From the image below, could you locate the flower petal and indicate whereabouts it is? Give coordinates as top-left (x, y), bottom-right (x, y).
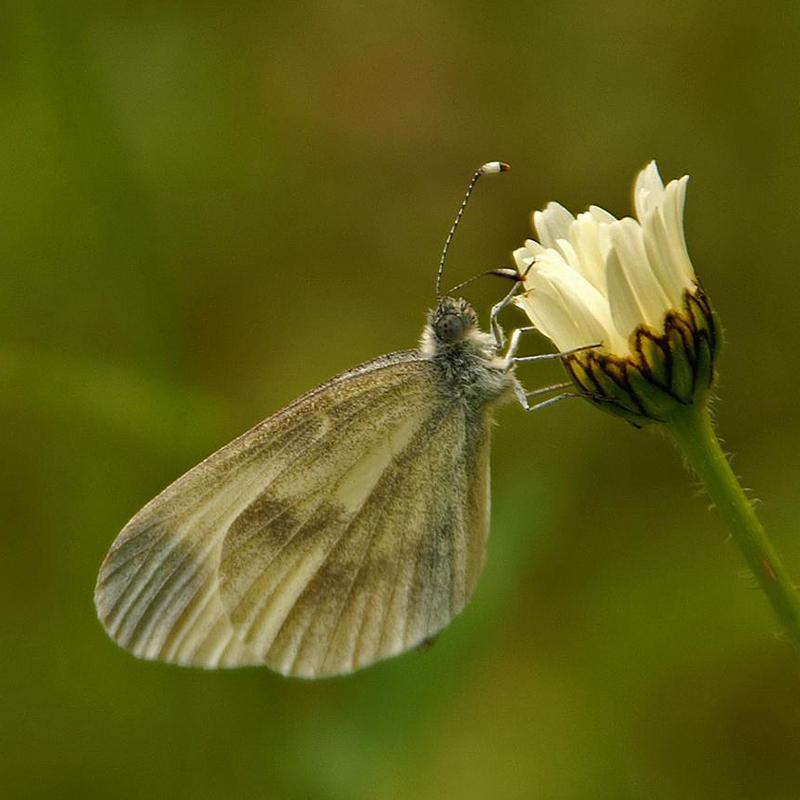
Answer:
top-left (568, 212), bottom-right (607, 292)
top-left (514, 289), bottom-right (582, 353)
top-left (512, 246), bottom-right (535, 273)
top-left (533, 202), bottom-right (575, 249)
top-left (525, 251), bottom-right (616, 351)
top-left (605, 248), bottom-right (641, 351)
top-left (609, 217), bottom-right (671, 328)
top-left (523, 239), bottom-right (548, 256)
top-left (589, 205), bottom-right (617, 224)
top-left (634, 160), bottom-right (665, 220)
top-left (641, 208), bottom-right (687, 308)
top-left (659, 176), bottom-right (696, 287)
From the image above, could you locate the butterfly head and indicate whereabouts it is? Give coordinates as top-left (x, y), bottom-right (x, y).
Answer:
top-left (421, 295), bottom-right (497, 361)
top-left (431, 296), bottom-right (479, 344)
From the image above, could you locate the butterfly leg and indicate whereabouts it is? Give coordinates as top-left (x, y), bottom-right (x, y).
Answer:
top-left (526, 382), bottom-right (572, 397)
top-left (522, 393), bottom-right (581, 413)
top-left (502, 326), bottom-right (538, 365)
top-left (508, 342), bottom-right (601, 411)
top-left (510, 342), bottom-right (600, 365)
top-left (490, 280), bottom-right (526, 350)
top-left (512, 381), bottom-right (580, 413)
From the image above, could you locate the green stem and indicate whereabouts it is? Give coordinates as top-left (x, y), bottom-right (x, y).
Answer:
top-left (667, 405), bottom-right (800, 650)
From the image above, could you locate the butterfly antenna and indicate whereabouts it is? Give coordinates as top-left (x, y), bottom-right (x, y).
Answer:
top-left (435, 161), bottom-right (510, 299)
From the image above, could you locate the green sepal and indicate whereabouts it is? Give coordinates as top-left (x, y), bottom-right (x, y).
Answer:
top-left (626, 367), bottom-right (680, 422)
top-left (634, 330), bottom-right (670, 388)
top-left (667, 326), bottom-right (695, 403)
top-left (586, 359), bottom-right (643, 417)
top-left (562, 286), bottom-right (719, 425)
top-left (692, 334), bottom-right (714, 400)
top-left (564, 358), bottom-right (596, 395)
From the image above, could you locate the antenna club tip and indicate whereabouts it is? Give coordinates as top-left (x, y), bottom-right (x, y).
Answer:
top-left (480, 161), bottom-right (511, 174)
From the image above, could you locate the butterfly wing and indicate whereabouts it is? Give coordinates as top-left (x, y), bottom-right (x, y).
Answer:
top-left (218, 388), bottom-right (492, 678)
top-left (95, 351), bottom-right (494, 676)
top-left (95, 352), bottom-right (426, 668)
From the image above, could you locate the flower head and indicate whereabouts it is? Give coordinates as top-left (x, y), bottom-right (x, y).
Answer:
top-left (514, 162), bottom-right (718, 424)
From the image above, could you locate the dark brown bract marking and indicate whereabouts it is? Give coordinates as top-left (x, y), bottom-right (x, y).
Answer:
top-left (563, 286), bottom-right (717, 426)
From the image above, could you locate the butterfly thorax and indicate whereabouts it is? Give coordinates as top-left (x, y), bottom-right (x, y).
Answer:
top-left (420, 296), bottom-right (517, 406)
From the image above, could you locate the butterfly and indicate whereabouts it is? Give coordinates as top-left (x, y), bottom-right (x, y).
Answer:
top-left (94, 162), bottom-right (577, 678)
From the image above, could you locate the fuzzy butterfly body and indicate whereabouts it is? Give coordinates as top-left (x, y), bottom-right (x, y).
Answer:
top-left (95, 297), bottom-right (520, 677)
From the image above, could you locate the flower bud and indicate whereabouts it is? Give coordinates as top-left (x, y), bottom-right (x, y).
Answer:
top-left (514, 162), bottom-right (719, 424)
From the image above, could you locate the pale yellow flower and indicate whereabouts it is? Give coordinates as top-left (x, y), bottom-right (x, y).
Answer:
top-left (514, 161), bottom-right (697, 356)
top-left (513, 162), bottom-right (717, 424)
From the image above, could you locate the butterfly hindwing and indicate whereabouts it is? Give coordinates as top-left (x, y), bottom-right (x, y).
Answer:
top-left (218, 397), bottom-right (493, 677)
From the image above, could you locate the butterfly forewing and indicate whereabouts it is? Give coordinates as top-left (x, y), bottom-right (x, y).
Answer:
top-left (95, 352), bottom-right (425, 666)
top-left (94, 350), bottom-right (495, 675)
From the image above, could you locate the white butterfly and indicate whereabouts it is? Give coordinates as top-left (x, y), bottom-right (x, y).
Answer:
top-left (94, 163), bottom-right (580, 678)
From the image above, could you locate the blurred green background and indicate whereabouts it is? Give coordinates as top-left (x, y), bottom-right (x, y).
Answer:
top-left (3, 1), bottom-right (800, 798)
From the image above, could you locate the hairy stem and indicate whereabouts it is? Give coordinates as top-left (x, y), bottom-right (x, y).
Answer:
top-left (667, 405), bottom-right (800, 650)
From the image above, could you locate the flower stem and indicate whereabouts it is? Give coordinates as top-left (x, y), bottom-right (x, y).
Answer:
top-left (667, 406), bottom-right (800, 650)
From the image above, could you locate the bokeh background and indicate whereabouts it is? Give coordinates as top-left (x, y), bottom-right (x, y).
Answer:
top-left (3, 2), bottom-right (800, 798)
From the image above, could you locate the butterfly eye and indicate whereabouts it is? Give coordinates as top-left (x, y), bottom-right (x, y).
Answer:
top-left (435, 312), bottom-right (465, 342)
